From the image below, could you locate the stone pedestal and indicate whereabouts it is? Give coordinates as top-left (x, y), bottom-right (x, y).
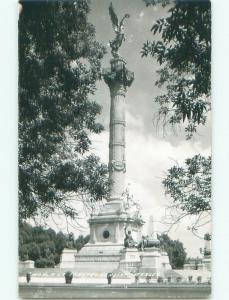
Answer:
top-left (60, 249), bottom-right (77, 269)
top-left (19, 260), bottom-right (34, 270)
top-left (139, 248), bottom-right (164, 277)
top-left (88, 199), bottom-right (143, 246)
top-left (160, 251), bottom-right (172, 270)
top-left (60, 245), bottom-right (122, 272)
top-left (202, 256), bottom-right (211, 271)
top-left (119, 248), bottom-right (141, 272)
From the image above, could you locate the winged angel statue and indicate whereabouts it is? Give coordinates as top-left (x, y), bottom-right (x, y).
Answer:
top-left (108, 3), bottom-right (130, 58)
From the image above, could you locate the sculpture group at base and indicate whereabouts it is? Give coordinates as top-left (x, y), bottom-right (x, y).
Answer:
top-left (124, 226), bottom-right (161, 250)
top-left (137, 235), bottom-right (160, 251)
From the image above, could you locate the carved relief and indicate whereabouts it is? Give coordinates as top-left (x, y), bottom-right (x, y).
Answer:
top-left (75, 256), bottom-right (120, 262)
top-left (109, 160), bottom-right (126, 172)
top-left (103, 58), bottom-right (134, 91)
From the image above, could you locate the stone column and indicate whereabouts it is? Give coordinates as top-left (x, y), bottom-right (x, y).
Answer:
top-left (108, 78), bottom-right (126, 200)
top-left (204, 234), bottom-right (211, 256)
top-left (104, 57), bottom-right (134, 202)
top-left (148, 215), bottom-right (159, 240)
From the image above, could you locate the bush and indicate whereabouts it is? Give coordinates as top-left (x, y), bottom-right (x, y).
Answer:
top-left (65, 271), bottom-right (73, 284)
top-left (27, 243), bottom-right (40, 261)
top-left (197, 276), bottom-right (202, 283)
top-left (157, 276), bottom-right (164, 283)
top-left (135, 274), bottom-right (140, 283)
top-left (35, 258), bottom-right (55, 268)
top-left (176, 277), bottom-right (182, 283)
top-left (54, 253), bottom-right (61, 265)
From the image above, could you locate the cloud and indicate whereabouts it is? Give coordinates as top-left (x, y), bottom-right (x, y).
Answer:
top-left (90, 110), bottom-right (210, 256)
top-left (128, 34), bottom-right (134, 43)
top-left (136, 11), bottom-right (145, 22)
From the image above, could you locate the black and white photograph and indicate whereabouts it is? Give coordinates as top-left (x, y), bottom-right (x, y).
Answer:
top-left (17, 0), bottom-right (213, 299)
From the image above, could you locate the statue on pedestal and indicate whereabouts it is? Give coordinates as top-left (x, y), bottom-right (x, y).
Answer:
top-left (137, 234), bottom-right (160, 250)
top-left (108, 2), bottom-right (130, 58)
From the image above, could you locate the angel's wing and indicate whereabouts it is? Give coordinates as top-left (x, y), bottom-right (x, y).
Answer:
top-left (109, 2), bottom-right (119, 30)
top-left (120, 14), bottom-right (130, 27)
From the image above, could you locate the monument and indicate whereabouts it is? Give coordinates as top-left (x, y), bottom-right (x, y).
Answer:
top-left (60, 3), bottom-right (144, 272)
top-left (59, 4), bottom-right (173, 280)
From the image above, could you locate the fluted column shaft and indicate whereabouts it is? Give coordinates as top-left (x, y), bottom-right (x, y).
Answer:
top-left (108, 84), bottom-right (126, 200)
top-left (104, 57), bottom-right (134, 203)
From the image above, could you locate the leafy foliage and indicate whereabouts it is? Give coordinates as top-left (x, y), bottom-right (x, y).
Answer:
top-left (19, 0), bottom-right (109, 221)
top-left (19, 222), bottom-right (90, 267)
top-left (162, 155), bottom-right (211, 215)
top-left (19, 223), bottom-right (63, 267)
top-left (142, 0), bottom-right (211, 139)
top-left (74, 234), bottom-right (90, 252)
top-left (158, 233), bottom-right (187, 269)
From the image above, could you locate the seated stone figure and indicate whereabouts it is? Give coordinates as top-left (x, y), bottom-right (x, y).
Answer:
top-left (124, 227), bottom-right (136, 248)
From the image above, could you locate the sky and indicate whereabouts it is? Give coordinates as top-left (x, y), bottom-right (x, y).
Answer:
top-left (86, 0), bottom-right (211, 257)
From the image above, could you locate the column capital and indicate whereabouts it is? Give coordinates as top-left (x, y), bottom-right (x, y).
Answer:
top-left (103, 57), bottom-right (134, 96)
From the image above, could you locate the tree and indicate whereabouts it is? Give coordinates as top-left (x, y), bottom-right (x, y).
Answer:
top-left (162, 155), bottom-right (211, 233)
top-left (74, 234), bottom-right (90, 252)
top-left (55, 231), bottom-right (67, 255)
top-left (35, 257), bottom-right (55, 268)
top-left (19, 244), bottom-right (29, 261)
top-left (19, 0), bottom-right (109, 222)
top-left (19, 222), bottom-right (84, 267)
top-left (158, 233), bottom-right (187, 269)
top-left (142, 1), bottom-right (211, 236)
top-left (27, 242), bottom-right (41, 262)
top-left (142, 0), bottom-right (211, 139)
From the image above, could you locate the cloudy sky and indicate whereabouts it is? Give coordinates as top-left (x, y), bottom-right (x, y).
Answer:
top-left (87, 0), bottom-right (211, 257)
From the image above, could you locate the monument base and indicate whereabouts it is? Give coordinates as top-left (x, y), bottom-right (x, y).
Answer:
top-left (118, 248), bottom-right (141, 272)
top-left (60, 199), bottom-right (144, 273)
top-left (60, 244), bottom-right (123, 272)
top-left (139, 247), bottom-right (170, 277)
top-left (202, 256), bottom-right (211, 271)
